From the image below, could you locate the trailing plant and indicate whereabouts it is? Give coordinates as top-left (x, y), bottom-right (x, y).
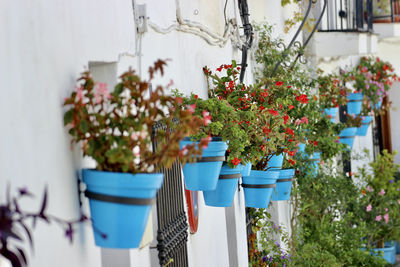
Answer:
top-left (317, 70), bottom-right (349, 110)
top-left (248, 209), bottom-right (292, 267)
top-left (64, 60), bottom-right (206, 174)
top-left (355, 150), bottom-right (400, 248)
top-left (0, 187), bottom-right (87, 267)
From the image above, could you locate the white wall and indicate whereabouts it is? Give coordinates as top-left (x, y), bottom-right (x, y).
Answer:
top-left (0, 0), bottom-right (318, 266)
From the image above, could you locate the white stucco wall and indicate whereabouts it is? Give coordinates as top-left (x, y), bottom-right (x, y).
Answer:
top-left (0, 0), bottom-right (301, 267)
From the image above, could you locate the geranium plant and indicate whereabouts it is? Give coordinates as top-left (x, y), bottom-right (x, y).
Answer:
top-left (349, 57), bottom-right (398, 115)
top-left (203, 61), bottom-right (300, 169)
top-left (64, 60), bottom-right (207, 173)
top-left (317, 70), bottom-right (349, 110)
top-left (356, 150), bottom-right (400, 248)
top-left (0, 187), bottom-right (87, 267)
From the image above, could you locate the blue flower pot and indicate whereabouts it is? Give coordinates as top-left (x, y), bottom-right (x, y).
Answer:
top-left (240, 162), bottom-right (252, 177)
top-left (82, 169), bottom-right (164, 248)
top-left (375, 101), bottom-right (382, 110)
top-left (271, 169), bottom-right (295, 201)
top-left (361, 244), bottom-right (396, 264)
top-left (310, 152), bottom-right (321, 175)
top-left (356, 116), bottom-right (373, 136)
top-left (323, 107), bottom-right (338, 122)
top-left (339, 127), bottom-right (357, 149)
top-left (180, 139), bottom-right (228, 191)
top-left (203, 164), bottom-right (243, 207)
top-left (347, 93), bottom-right (363, 115)
top-left (396, 241), bottom-right (400, 254)
top-left (267, 154), bottom-right (284, 169)
top-left (242, 170), bottom-right (279, 208)
top-left (298, 143), bottom-right (306, 153)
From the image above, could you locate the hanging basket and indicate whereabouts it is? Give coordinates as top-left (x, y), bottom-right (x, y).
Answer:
top-left (240, 162), bottom-right (252, 177)
top-left (180, 138), bottom-right (228, 191)
top-left (203, 164), bottom-right (243, 207)
top-left (241, 170), bottom-right (279, 208)
top-left (339, 127), bottom-right (358, 149)
top-left (323, 107), bottom-right (338, 122)
top-left (267, 153), bottom-right (284, 169)
top-left (271, 169), bottom-right (295, 201)
top-left (356, 116), bottom-right (373, 136)
top-left (82, 169), bottom-right (164, 249)
top-left (347, 93), bottom-right (363, 115)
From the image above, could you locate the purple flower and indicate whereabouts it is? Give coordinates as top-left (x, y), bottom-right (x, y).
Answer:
top-left (390, 179), bottom-right (394, 184)
top-left (262, 256), bottom-right (268, 262)
top-left (275, 242), bottom-right (280, 248)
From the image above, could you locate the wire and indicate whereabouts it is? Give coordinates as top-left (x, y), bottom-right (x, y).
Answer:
top-left (147, 0), bottom-right (244, 48)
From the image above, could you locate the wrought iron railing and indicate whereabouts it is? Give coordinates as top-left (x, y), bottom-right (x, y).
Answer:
top-left (373, 0), bottom-right (400, 23)
top-left (152, 122), bottom-right (189, 267)
top-left (318, 0), bottom-right (373, 32)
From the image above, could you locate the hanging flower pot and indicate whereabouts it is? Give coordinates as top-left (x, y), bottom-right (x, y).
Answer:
top-left (240, 162), bottom-right (252, 177)
top-left (267, 153), bottom-right (284, 169)
top-left (323, 107), bottom-right (338, 122)
top-left (310, 152), bottom-right (321, 175)
top-left (82, 169), bottom-right (164, 248)
top-left (361, 244), bottom-right (396, 264)
top-left (241, 170), bottom-right (279, 208)
top-left (180, 138), bottom-right (228, 191)
top-left (271, 169), bottom-right (295, 201)
top-left (203, 164), bottom-right (243, 207)
top-left (356, 116), bottom-right (373, 136)
top-left (339, 127), bottom-right (358, 149)
top-left (347, 93), bottom-right (363, 115)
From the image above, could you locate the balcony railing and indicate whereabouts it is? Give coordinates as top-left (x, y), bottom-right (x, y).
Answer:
top-left (373, 0), bottom-right (400, 23)
top-left (318, 0), bottom-right (373, 32)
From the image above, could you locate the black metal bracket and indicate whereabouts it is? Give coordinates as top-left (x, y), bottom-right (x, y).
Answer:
top-left (339, 104), bottom-right (352, 176)
top-left (276, 178), bottom-right (293, 183)
top-left (219, 173), bottom-right (242, 179)
top-left (84, 190), bottom-right (156, 205)
top-left (196, 156), bottom-right (226, 162)
top-left (241, 183), bottom-right (276, 189)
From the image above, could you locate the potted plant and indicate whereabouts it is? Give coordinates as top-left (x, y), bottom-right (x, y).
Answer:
top-left (338, 114), bottom-right (362, 149)
top-left (356, 150), bottom-right (400, 264)
top-left (63, 60), bottom-right (206, 248)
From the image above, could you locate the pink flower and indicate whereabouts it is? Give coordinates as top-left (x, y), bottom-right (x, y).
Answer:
top-left (384, 213), bottom-right (389, 223)
top-left (131, 132), bottom-right (139, 141)
top-left (94, 82), bottom-right (110, 103)
top-left (385, 208), bottom-right (388, 212)
top-left (295, 119), bottom-right (301, 126)
top-left (202, 110), bottom-right (212, 125)
top-left (398, 200), bottom-right (400, 205)
top-left (379, 189), bottom-right (385, 196)
top-left (187, 104), bottom-right (196, 114)
top-left (366, 186), bottom-right (372, 192)
top-left (366, 204), bottom-right (372, 212)
top-left (76, 86), bottom-right (84, 100)
top-left (300, 116), bottom-right (309, 125)
top-left (376, 215), bottom-right (382, 222)
top-left (201, 136), bottom-right (212, 149)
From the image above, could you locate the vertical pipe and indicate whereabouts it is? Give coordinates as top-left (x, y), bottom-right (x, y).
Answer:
top-left (367, 0), bottom-right (373, 31)
top-left (391, 0), bottom-right (395, 22)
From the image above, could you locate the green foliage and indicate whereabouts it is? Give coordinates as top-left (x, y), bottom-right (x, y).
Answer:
top-left (292, 171), bottom-right (387, 266)
top-left (355, 150), bottom-right (400, 247)
top-left (248, 209), bottom-right (292, 267)
top-left (64, 60), bottom-right (206, 173)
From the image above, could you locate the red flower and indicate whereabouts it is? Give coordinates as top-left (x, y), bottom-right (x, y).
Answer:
top-left (295, 94), bottom-right (309, 104)
top-left (268, 109), bottom-right (278, 116)
top-left (275, 81), bottom-right (284, 87)
top-left (288, 159), bottom-right (296, 166)
top-left (194, 94), bottom-right (198, 99)
top-left (286, 128), bottom-right (294, 136)
top-left (283, 114), bottom-right (290, 125)
top-left (289, 105), bottom-right (295, 110)
top-left (288, 150), bottom-right (296, 156)
top-left (231, 157), bottom-right (241, 166)
top-left (216, 66), bottom-right (223, 72)
top-left (263, 127), bottom-right (271, 136)
top-left (260, 145), bottom-right (266, 151)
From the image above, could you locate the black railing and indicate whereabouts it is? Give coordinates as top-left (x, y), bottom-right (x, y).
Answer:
top-left (153, 122), bottom-right (189, 267)
top-left (373, 0), bottom-right (400, 23)
top-left (318, 0), bottom-right (374, 32)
